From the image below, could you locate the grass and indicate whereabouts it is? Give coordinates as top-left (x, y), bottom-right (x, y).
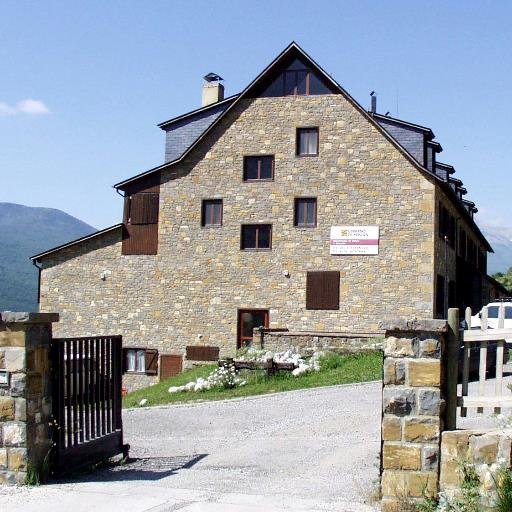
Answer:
top-left (123, 351), bottom-right (383, 409)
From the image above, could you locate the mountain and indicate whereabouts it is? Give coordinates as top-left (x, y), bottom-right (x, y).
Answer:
top-left (0, 203), bottom-right (96, 312)
top-left (481, 225), bottom-right (512, 275)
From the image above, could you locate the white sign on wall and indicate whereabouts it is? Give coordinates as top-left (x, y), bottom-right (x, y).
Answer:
top-left (0, 370), bottom-right (10, 388)
top-left (330, 226), bottom-right (380, 255)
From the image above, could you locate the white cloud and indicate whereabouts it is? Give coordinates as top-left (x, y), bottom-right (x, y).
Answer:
top-left (17, 99), bottom-right (50, 115)
top-left (0, 99), bottom-right (50, 116)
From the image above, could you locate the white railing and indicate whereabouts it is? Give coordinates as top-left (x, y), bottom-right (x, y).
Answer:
top-left (458, 305), bottom-right (512, 416)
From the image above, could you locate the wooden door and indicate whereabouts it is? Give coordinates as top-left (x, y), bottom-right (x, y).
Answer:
top-left (238, 309), bottom-right (269, 348)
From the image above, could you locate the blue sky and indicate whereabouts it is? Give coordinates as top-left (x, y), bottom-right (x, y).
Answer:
top-left (1, 1), bottom-right (511, 229)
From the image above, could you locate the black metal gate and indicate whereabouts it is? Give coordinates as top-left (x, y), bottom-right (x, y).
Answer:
top-left (51, 335), bottom-right (128, 474)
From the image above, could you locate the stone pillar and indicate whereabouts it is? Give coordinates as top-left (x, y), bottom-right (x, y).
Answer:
top-left (0, 312), bottom-right (58, 484)
top-left (380, 319), bottom-right (447, 511)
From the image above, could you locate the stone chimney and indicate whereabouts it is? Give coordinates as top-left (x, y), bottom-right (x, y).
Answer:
top-left (202, 73), bottom-right (225, 107)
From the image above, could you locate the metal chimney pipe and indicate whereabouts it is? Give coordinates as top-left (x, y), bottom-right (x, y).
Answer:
top-left (371, 93), bottom-right (377, 114)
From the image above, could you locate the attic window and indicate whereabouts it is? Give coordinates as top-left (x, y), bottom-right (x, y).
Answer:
top-left (261, 58), bottom-right (334, 97)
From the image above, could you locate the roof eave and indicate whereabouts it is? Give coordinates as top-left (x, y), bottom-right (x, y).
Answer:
top-left (372, 112), bottom-right (435, 138)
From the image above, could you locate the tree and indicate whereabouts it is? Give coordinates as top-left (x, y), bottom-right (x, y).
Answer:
top-left (493, 267), bottom-right (512, 291)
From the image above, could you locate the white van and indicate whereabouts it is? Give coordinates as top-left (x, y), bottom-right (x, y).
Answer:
top-left (470, 300), bottom-right (512, 329)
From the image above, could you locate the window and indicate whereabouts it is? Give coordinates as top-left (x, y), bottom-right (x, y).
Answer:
top-left (297, 128), bottom-right (318, 156)
top-left (436, 275), bottom-right (445, 318)
top-left (487, 306), bottom-right (499, 319)
top-left (123, 348), bottom-right (158, 375)
top-left (260, 58), bottom-right (335, 97)
top-left (284, 70), bottom-right (309, 95)
top-left (294, 198), bottom-right (317, 227)
top-left (202, 199), bottom-right (223, 227)
top-left (306, 271), bottom-right (340, 310)
top-left (241, 224), bottom-right (272, 250)
top-left (126, 349), bottom-right (145, 372)
top-left (243, 156), bottom-right (274, 181)
top-left (485, 306), bottom-right (512, 320)
top-left (238, 310), bottom-right (269, 348)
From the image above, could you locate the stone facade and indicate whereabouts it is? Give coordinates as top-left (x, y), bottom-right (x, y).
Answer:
top-left (380, 319), bottom-right (447, 511)
top-left (40, 94), bottom-right (437, 372)
top-left (440, 428), bottom-right (512, 511)
top-left (36, 46), bottom-right (490, 389)
top-left (0, 312), bottom-right (57, 484)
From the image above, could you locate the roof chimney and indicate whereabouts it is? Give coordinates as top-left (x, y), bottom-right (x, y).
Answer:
top-left (202, 72), bottom-right (224, 107)
top-left (370, 91), bottom-right (377, 114)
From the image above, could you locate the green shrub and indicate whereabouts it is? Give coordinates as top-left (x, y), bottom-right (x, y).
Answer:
top-left (497, 468), bottom-right (512, 512)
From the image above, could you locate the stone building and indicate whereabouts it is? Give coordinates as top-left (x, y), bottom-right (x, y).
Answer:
top-left (32, 43), bottom-right (493, 388)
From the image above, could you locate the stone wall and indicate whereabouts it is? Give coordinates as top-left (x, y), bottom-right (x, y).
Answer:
top-left (255, 328), bottom-right (383, 354)
top-left (440, 428), bottom-right (512, 510)
top-left (380, 319), bottom-right (447, 511)
top-left (0, 312), bottom-right (57, 484)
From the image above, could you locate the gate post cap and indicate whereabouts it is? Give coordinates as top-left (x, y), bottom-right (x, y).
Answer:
top-left (1, 311), bottom-right (60, 324)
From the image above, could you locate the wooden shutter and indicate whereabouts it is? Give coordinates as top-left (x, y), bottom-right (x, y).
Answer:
top-left (145, 349), bottom-right (159, 375)
top-left (160, 355), bottom-right (183, 380)
top-left (306, 271), bottom-right (340, 310)
top-left (130, 193), bottom-right (159, 225)
top-left (186, 346), bottom-right (220, 361)
top-left (122, 223), bottom-right (158, 255)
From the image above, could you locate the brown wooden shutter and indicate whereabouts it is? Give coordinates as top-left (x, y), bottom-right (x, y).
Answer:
top-left (160, 354), bottom-right (183, 380)
top-left (130, 193), bottom-right (159, 225)
top-left (122, 223), bottom-right (158, 255)
top-left (145, 349), bottom-right (159, 375)
top-left (306, 271), bottom-right (340, 310)
top-left (186, 346), bottom-right (220, 361)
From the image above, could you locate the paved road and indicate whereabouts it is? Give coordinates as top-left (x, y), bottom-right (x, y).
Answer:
top-left (1, 382), bottom-right (382, 512)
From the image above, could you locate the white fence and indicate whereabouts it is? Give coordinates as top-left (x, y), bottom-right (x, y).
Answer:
top-left (458, 304), bottom-right (512, 416)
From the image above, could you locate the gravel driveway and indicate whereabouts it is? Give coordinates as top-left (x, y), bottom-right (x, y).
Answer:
top-left (124, 381), bottom-right (382, 508)
top-left (1, 381), bottom-right (382, 512)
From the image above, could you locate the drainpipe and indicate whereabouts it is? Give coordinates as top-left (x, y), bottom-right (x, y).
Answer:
top-left (32, 259), bottom-right (42, 310)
